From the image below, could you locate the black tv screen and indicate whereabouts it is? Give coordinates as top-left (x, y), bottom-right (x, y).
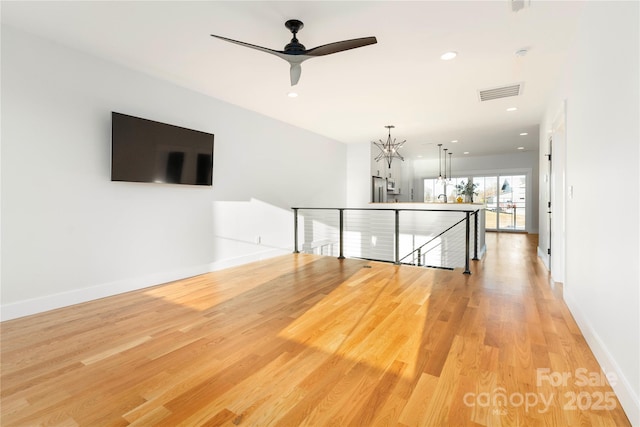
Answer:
top-left (111, 112), bottom-right (214, 186)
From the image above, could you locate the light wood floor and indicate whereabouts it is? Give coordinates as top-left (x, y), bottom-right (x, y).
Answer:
top-left (1, 233), bottom-right (631, 426)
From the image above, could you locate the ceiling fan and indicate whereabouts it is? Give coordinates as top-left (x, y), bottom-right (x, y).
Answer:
top-left (211, 19), bottom-right (377, 86)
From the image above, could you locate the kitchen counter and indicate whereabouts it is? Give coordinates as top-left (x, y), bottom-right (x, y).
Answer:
top-left (368, 202), bottom-right (484, 210)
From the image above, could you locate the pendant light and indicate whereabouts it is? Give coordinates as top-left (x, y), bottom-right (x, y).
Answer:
top-left (437, 144), bottom-right (444, 183)
top-left (443, 148), bottom-right (449, 181)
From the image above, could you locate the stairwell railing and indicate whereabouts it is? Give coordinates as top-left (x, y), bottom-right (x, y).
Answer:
top-left (291, 207), bottom-right (481, 274)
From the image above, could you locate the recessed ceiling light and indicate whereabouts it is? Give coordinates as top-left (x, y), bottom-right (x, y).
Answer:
top-left (506, 107), bottom-right (518, 112)
top-left (517, 146), bottom-right (525, 150)
top-left (417, 155), bottom-right (423, 158)
top-left (519, 132), bottom-right (528, 136)
top-left (463, 151), bottom-right (470, 155)
top-left (451, 139), bottom-right (458, 143)
top-left (440, 51), bottom-right (457, 60)
top-left (287, 92), bottom-right (298, 98)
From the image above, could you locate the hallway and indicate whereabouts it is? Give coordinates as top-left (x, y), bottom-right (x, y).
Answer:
top-left (0, 233), bottom-right (631, 426)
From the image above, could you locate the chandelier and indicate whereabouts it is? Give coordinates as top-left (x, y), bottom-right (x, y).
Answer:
top-left (372, 125), bottom-right (405, 168)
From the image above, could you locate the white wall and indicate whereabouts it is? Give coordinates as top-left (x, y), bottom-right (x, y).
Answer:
top-left (1, 26), bottom-right (347, 320)
top-left (539, 2), bottom-right (639, 423)
top-left (346, 142), bottom-right (372, 207)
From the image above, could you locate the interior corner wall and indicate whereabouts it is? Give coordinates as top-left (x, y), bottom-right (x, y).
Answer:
top-left (540, 2), bottom-right (639, 423)
top-left (0, 26), bottom-right (347, 320)
top-left (346, 142), bottom-right (372, 207)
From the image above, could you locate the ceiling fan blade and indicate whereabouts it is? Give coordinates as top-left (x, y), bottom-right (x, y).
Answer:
top-left (290, 63), bottom-right (302, 86)
top-left (210, 34), bottom-right (283, 57)
top-left (304, 37), bottom-right (377, 57)
top-left (212, 33), bottom-right (307, 86)
top-left (212, 22), bottom-right (377, 86)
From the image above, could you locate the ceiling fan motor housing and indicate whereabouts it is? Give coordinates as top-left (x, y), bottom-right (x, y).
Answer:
top-left (284, 20), bottom-right (305, 53)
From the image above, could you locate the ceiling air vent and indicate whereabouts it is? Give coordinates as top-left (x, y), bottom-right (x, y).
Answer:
top-left (511, 0), bottom-right (531, 13)
top-left (478, 83), bottom-right (523, 102)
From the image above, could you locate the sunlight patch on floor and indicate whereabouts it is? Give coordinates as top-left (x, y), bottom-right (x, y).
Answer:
top-left (277, 262), bottom-right (431, 381)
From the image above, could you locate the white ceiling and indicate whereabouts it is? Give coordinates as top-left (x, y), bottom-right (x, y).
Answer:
top-left (1, 1), bottom-right (585, 160)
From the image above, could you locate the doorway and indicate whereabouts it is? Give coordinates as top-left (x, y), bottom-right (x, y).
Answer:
top-left (473, 175), bottom-right (527, 231)
top-left (547, 137), bottom-right (553, 269)
top-left (549, 110), bottom-right (566, 283)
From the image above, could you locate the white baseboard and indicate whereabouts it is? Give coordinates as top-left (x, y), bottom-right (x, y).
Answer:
top-left (0, 248), bottom-right (291, 322)
top-left (564, 292), bottom-right (640, 426)
top-left (474, 244), bottom-right (487, 261)
top-left (208, 247), bottom-right (289, 272)
top-left (0, 263), bottom-right (212, 321)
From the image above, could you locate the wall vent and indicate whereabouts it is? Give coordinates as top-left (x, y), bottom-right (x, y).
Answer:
top-left (478, 83), bottom-right (523, 102)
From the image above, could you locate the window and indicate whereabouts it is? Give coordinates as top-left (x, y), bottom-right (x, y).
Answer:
top-left (426, 174), bottom-right (527, 231)
top-left (423, 178), bottom-right (464, 202)
top-left (499, 175), bottom-right (526, 230)
top-left (476, 175), bottom-right (526, 230)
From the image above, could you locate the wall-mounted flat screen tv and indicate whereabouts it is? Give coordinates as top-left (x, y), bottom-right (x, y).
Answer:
top-left (111, 112), bottom-right (214, 186)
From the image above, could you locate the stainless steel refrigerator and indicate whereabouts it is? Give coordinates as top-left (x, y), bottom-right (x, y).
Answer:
top-left (372, 176), bottom-right (387, 203)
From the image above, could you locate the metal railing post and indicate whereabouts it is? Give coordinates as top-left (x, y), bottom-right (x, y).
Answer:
top-left (394, 210), bottom-right (400, 265)
top-left (293, 208), bottom-right (299, 254)
top-left (338, 209), bottom-right (345, 259)
top-left (473, 210), bottom-right (479, 260)
top-left (292, 206), bottom-right (482, 272)
top-left (464, 211), bottom-right (471, 274)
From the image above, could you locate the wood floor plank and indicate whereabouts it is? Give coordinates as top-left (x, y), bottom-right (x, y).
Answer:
top-left (0, 234), bottom-right (632, 426)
